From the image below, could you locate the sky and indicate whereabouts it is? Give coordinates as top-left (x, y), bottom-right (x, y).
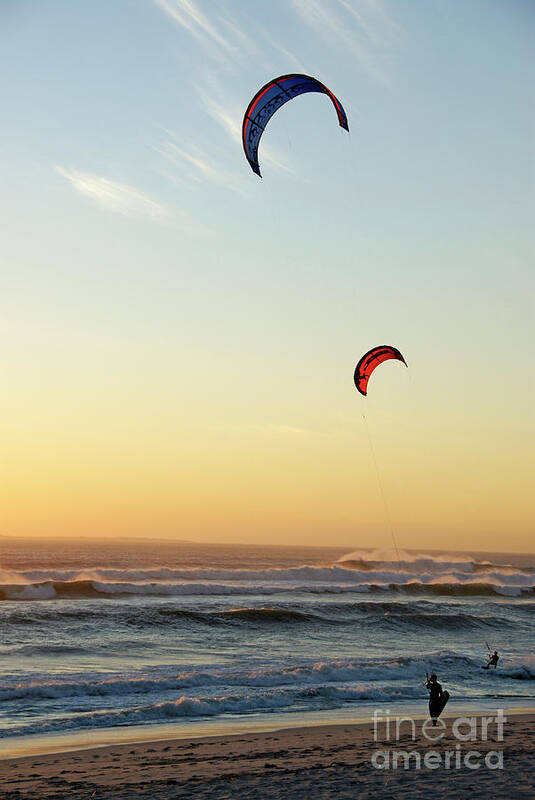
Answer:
top-left (0, 0), bottom-right (533, 551)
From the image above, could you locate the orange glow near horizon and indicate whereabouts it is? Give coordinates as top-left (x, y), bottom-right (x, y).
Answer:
top-left (1, 366), bottom-right (533, 553)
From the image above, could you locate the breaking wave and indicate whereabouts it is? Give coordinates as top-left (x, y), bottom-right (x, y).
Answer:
top-left (3, 651), bottom-right (532, 706)
top-left (0, 550), bottom-right (532, 604)
top-left (0, 683), bottom-right (421, 738)
top-left (1, 572), bottom-right (534, 602)
top-left (2, 650), bottom-right (534, 738)
top-left (338, 549), bottom-right (535, 574)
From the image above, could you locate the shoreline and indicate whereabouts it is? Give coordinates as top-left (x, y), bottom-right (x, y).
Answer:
top-left (2, 702), bottom-right (534, 760)
top-left (1, 712), bottom-right (534, 798)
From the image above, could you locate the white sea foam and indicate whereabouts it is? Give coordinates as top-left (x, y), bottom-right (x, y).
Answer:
top-left (3, 554), bottom-right (533, 594)
top-left (0, 651), bottom-right (513, 704)
top-left (0, 682), bottom-right (426, 737)
top-left (1, 556), bottom-right (534, 599)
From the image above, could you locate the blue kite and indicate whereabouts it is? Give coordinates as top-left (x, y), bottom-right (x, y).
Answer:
top-left (242, 74), bottom-right (349, 177)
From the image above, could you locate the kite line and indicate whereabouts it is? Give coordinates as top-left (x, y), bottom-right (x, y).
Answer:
top-left (362, 412), bottom-right (401, 564)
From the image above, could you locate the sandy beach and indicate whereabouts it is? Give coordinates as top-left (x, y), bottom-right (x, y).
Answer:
top-left (1, 712), bottom-right (534, 799)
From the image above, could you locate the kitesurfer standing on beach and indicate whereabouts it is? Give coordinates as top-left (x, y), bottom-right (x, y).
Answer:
top-left (426, 673), bottom-right (444, 726)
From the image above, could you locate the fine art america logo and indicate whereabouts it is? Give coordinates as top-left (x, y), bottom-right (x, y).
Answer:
top-left (371, 710), bottom-right (506, 771)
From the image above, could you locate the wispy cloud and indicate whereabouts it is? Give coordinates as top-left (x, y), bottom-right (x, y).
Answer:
top-left (154, 0), bottom-right (233, 53)
top-left (338, 0), bottom-right (399, 46)
top-left (153, 128), bottom-right (249, 195)
top-left (262, 37), bottom-right (309, 74)
top-left (155, 0), bottom-right (308, 76)
top-left (153, 0), bottom-right (255, 64)
top-left (56, 167), bottom-right (168, 222)
top-left (291, 0), bottom-right (399, 82)
top-left (57, 165), bottom-right (213, 237)
top-left (197, 87), bottom-right (242, 145)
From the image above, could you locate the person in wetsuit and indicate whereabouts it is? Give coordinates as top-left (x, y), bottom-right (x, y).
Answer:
top-left (486, 651), bottom-right (499, 669)
top-left (426, 673), bottom-right (443, 726)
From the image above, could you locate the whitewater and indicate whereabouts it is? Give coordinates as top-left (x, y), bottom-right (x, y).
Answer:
top-left (1, 539), bottom-right (534, 741)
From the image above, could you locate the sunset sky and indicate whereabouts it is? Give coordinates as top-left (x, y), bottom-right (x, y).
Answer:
top-left (1, 0), bottom-right (533, 551)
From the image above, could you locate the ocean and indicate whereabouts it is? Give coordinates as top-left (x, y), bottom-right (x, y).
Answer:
top-left (1, 539), bottom-right (534, 745)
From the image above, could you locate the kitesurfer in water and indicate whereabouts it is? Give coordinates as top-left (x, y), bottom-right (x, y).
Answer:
top-left (485, 651), bottom-right (499, 670)
top-left (426, 673), bottom-right (443, 726)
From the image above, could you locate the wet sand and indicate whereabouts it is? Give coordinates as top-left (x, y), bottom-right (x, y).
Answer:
top-left (1, 713), bottom-right (534, 798)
